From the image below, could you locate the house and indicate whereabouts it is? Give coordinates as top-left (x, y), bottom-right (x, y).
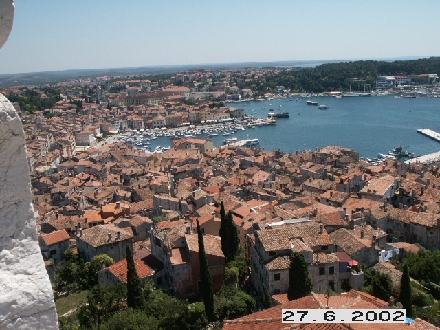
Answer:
top-left (76, 224), bottom-right (133, 262)
top-left (129, 215), bottom-right (153, 241)
top-left (248, 221), bottom-right (353, 299)
top-left (98, 258), bottom-right (154, 287)
top-left (360, 174), bottom-right (399, 201)
top-left (75, 131), bottom-right (96, 146)
top-left (150, 223), bottom-right (225, 298)
top-left (223, 290), bottom-right (435, 330)
top-left (172, 138), bottom-right (213, 153)
top-left (38, 229), bottom-right (71, 264)
top-left (196, 213), bottom-right (221, 236)
top-left (329, 224), bottom-right (387, 266)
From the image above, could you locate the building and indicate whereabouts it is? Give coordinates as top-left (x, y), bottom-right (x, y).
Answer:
top-left (76, 224), bottom-right (133, 262)
top-left (75, 131), bottom-right (96, 146)
top-left (38, 229), bottom-right (70, 264)
top-left (150, 222), bottom-right (225, 298)
top-left (98, 258), bottom-right (154, 286)
top-left (376, 76), bottom-right (396, 89)
top-left (172, 137), bottom-right (214, 153)
top-left (247, 221), bottom-right (362, 298)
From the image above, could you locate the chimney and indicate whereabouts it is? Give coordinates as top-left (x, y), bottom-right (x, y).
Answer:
top-left (116, 202), bottom-right (121, 209)
top-left (107, 233), bottom-right (112, 242)
top-left (349, 219), bottom-right (355, 230)
top-left (329, 191), bottom-right (333, 198)
top-left (372, 235), bottom-right (376, 248)
top-left (116, 231), bottom-right (121, 240)
top-left (79, 228), bottom-right (82, 237)
top-left (360, 230), bottom-right (365, 239)
top-left (319, 224), bottom-right (323, 234)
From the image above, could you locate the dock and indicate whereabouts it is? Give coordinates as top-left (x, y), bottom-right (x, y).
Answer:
top-left (405, 151), bottom-right (440, 164)
top-left (417, 129), bottom-right (440, 143)
top-left (229, 139), bottom-right (259, 147)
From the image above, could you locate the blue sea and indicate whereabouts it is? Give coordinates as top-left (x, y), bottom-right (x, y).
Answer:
top-left (147, 96), bottom-right (440, 159)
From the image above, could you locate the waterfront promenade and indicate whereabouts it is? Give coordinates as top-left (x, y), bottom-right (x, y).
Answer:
top-left (405, 150), bottom-right (440, 164)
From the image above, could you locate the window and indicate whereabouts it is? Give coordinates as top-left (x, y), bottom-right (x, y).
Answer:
top-left (329, 266), bottom-right (335, 275)
top-left (319, 267), bottom-right (325, 275)
top-left (274, 273), bottom-right (281, 281)
top-left (209, 265), bottom-right (223, 276)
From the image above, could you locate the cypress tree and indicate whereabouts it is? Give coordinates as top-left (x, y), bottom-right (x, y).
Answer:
top-left (287, 252), bottom-right (313, 301)
top-left (197, 221), bottom-right (215, 322)
top-left (219, 201), bottom-right (227, 255)
top-left (126, 245), bottom-right (145, 309)
top-left (226, 211), bottom-right (241, 262)
top-left (263, 283), bottom-right (273, 309)
top-left (399, 264), bottom-right (412, 318)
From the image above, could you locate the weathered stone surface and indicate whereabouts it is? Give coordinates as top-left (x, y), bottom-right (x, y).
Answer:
top-left (0, 94), bottom-right (58, 329)
top-left (0, 0), bottom-right (14, 49)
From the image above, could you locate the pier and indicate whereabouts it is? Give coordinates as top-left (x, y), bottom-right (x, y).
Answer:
top-left (405, 151), bottom-right (440, 164)
top-left (417, 129), bottom-right (440, 143)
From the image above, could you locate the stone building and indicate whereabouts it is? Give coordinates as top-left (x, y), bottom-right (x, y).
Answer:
top-left (76, 224), bottom-right (133, 262)
top-left (38, 229), bottom-right (71, 264)
top-left (150, 222), bottom-right (225, 298)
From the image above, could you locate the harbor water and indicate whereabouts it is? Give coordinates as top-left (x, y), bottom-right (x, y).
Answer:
top-left (135, 96), bottom-right (440, 159)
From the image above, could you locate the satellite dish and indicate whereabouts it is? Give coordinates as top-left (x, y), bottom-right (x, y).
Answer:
top-left (0, 0), bottom-right (14, 49)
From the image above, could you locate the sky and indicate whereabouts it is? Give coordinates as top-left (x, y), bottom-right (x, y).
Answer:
top-left (1, 0), bottom-right (440, 75)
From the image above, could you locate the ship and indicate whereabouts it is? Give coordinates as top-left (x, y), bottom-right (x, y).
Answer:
top-left (268, 111), bottom-right (289, 118)
top-left (306, 100), bottom-right (319, 105)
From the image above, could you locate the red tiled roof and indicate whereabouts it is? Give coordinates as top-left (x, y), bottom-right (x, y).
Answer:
top-left (39, 229), bottom-right (70, 246)
top-left (106, 258), bottom-right (154, 283)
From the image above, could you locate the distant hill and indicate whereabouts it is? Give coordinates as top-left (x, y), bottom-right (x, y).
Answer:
top-left (0, 57), bottom-right (428, 88)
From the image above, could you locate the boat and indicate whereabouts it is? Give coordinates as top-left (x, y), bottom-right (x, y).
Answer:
top-left (268, 111), bottom-right (290, 118)
top-left (266, 118), bottom-right (277, 125)
top-left (245, 138), bottom-right (259, 146)
top-left (318, 104), bottom-right (329, 110)
top-left (223, 137), bottom-right (238, 145)
top-left (389, 146), bottom-right (414, 159)
top-left (306, 100), bottom-right (319, 106)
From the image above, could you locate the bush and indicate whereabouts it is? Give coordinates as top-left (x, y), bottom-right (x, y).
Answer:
top-left (100, 308), bottom-right (160, 330)
top-left (224, 267), bottom-right (239, 285)
top-left (412, 288), bottom-right (434, 307)
top-left (214, 285), bottom-right (255, 320)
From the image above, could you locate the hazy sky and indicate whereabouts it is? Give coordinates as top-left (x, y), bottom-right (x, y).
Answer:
top-left (1, 0), bottom-right (439, 75)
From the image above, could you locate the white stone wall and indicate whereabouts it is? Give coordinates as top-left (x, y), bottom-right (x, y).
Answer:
top-left (0, 94), bottom-right (58, 329)
top-left (0, 0), bottom-right (14, 49)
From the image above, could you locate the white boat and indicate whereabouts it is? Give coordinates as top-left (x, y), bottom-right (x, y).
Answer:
top-left (318, 104), bottom-right (329, 110)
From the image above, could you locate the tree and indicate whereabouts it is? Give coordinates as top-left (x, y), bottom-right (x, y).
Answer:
top-left (214, 284), bottom-right (255, 320)
top-left (77, 283), bottom-right (126, 329)
top-left (220, 210), bottom-right (241, 263)
top-left (262, 284), bottom-right (273, 309)
top-left (400, 265), bottom-right (412, 318)
top-left (371, 272), bottom-right (396, 302)
top-left (126, 245), bottom-right (146, 310)
top-left (197, 220), bottom-right (215, 322)
top-left (100, 308), bottom-right (160, 330)
top-left (287, 252), bottom-right (313, 300)
top-left (86, 254), bottom-right (114, 287)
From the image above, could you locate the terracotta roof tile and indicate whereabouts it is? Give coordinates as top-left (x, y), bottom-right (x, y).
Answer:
top-left (105, 258), bottom-right (154, 282)
top-left (39, 229), bottom-right (70, 246)
top-left (78, 224), bottom-right (133, 247)
top-left (185, 234), bottom-right (224, 258)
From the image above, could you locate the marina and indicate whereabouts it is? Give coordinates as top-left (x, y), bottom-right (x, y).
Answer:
top-left (101, 96), bottom-right (440, 163)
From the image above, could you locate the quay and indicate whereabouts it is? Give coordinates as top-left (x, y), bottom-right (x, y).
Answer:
top-left (405, 151), bottom-right (440, 164)
top-left (417, 128), bottom-right (440, 143)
